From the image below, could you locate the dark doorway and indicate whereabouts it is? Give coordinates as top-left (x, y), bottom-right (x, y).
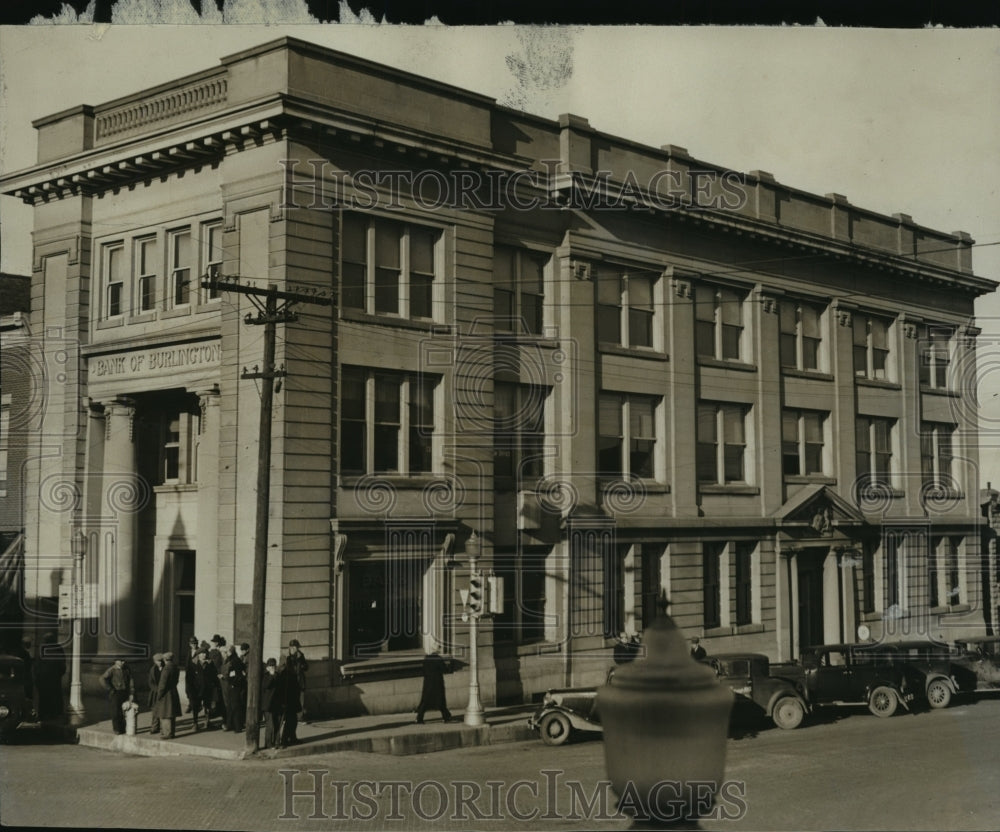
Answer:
top-left (173, 550), bottom-right (196, 656)
top-left (798, 556), bottom-right (825, 650)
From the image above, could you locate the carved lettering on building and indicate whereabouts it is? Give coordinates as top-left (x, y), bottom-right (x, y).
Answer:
top-left (91, 342), bottom-right (222, 379)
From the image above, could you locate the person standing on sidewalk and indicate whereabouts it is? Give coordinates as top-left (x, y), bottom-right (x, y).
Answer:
top-left (260, 658), bottom-right (281, 749)
top-left (100, 658), bottom-right (135, 735)
top-left (278, 655), bottom-right (302, 746)
top-left (415, 650), bottom-right (452, 724)
top-left (155, 652), bottom-right (181, 739)
top-left (209, 635), bottom-right (228, 725)
top-left (286, 639), bottom-right (309, 723)
top-left (223, 644), bottom-right (246, 733)
top-left (184, 636), bottom-right (200, 714)
top-left (193, 650), bottom-right (216, 730)
top-left (147, 653), bottom-right (164, 735)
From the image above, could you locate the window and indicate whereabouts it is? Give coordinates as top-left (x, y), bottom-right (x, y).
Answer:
top-left (695, 283), bottom-right (745, 361)
top-left (597, 268), bottom-right (656, 349)
top-left (782, 410), bottom-right (827, 476)
top-left (340, 367), bottom-right (437, 476)
top-left (930, 536), bottom-right (963, 608)
top-left (104, 244), bottom-right (125, 318)
top-left (779, 300), bottom-right (823, 371)
top-left (856, 416), bottom-right (895, 489)
top-left (921, 422), bottom-right (954, 489)
top-left (348, 558), bottom-right (424, 655)
top-left (697, 403), bottom-right (749, 485)
top-left (853, 314), bottom-right (891, 380)
top-left (494, 382), bottom-right (547, 482)
top-left (598, 394), bottom-right (658, 479)
top-left (919, 325), bottom-right (953, 390)
top-left (169, 229), bottom-right (192, 307)
top-left (495, 247), bottom-right (546, 335)
top-left (340, 213), bottom-right (440, 319)
top-left (862, 542), bottom-right (876, 614)
top-left (135, 237), bottom-right (158, 313)
top-left (203, 222), bottom-right (223, 301)
top-left (703, 542), bottom-right (723, 629)
top-left (734, 542), bottom-right (754, 626)
top-left (158, 409), bottom-right (198, 485)
top-left (493, 549), bottom-right (548, 644)
top-left (884, 533), bottom-right (901, 610)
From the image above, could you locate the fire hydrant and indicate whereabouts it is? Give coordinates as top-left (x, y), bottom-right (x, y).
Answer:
top-left (122, 700), bottom-right (140, 736)
top-left (599, 613), bottom-right (733, 827)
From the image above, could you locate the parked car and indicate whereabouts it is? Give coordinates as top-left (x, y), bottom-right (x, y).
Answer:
top-left (528, 685), bottom-right (602, 745)
top-left (0, 654), bottom-right (27, 742)
top-left (952, 636), bottom-right (1000, 691)
top-left (787, 643), bottom-right (915, 718)
top-left (709, 653), bottom-right (808, 729)
top-left (889, 640), bottom-right (977, 708)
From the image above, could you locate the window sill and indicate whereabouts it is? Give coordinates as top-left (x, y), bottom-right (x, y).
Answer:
top-left (919, 386), bottom-right (960, 398)
top-left (339, 653), bottom-right (454, 680)
top-left (782, 368), bottom-right (834, 382)
top-left (194, 302), bottom-right (222, 315)
top-left (128, 311), bottom-right (157, 325)
top-left (598, 479), bottom-right (670, 495)
top-left (703, 626), bottom-right (734, 638)
top-left (920, 487), bottom-right (965, 500)
top-left (599, 344), bottom-right (669, 362)
top-left (96, 317), bottom-right (125, 330)
top-left (338, 474), bottom-right (445, 490)
top-left (699, 484), bottom-right (760, 496)
top-left (931, 603), bottom-right (972, 615)
top-left (735, 623), bottom-right (766, 635)
top-left (162, 306), bottom-right (192, 320)
top-left (785, 475), bottom-right (837, 486)
top-left (494, 331), bottom-right (560, 346)
top-left (697, 358), bottom-right (757, 373)
top-left (855, 378), bottom-right (901, 391)
top-left (340, 308), bottom-right (446, 332)
top-left (153, 483), bottom-right (198, 493)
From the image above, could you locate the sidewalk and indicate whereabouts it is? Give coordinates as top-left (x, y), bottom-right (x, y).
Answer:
top-left (72, 704), bottom-right (538, 760)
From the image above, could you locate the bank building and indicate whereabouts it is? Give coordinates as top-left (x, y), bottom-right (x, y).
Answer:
top-left (2, 37), bottom-right (996, 714)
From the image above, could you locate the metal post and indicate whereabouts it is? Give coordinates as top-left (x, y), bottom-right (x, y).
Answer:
top-left (68, 528), bottom-right (86, 726)
top-left (464, 530), bottom-right (485, 726)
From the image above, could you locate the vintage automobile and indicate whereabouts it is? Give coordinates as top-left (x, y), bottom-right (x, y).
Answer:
top-left (952, 636), bottom-right (1000, 691)
top-left (527, 685), bottom-right (601, 745)
top-left (709, 653), bottom-right (808, 729)
top-left (889, 640), bottom-right (977, 708)
top-left (0, 654), bottom-right (28, 742)
top-left (783, 643), bottom-right (915, 718)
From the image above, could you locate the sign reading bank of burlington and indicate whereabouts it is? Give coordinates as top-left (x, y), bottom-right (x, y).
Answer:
top-left (88, 340), bottom-right (222, 389)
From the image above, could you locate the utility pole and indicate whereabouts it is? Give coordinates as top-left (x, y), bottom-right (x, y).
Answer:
top-left (202, 268), bottom-right (330, 753)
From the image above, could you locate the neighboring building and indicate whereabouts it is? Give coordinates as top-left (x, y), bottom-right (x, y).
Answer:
top-left (1, 38), bottom-right (995, 712)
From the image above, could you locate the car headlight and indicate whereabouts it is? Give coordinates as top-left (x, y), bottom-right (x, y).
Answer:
top-left (0, 706), bottom-right (9, 718)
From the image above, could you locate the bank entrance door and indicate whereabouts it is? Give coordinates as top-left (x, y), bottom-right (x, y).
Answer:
top-left (797, 555), bottom-right (825, 650)
top-left (172, 549), bottom-right (196, 656)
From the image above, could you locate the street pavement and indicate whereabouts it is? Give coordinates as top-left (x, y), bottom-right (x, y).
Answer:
top-left (2, 693), bottom-right (999, 830)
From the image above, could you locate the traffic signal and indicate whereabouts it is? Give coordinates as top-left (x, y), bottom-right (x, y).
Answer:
top-left (468, 571), bottom-right (484, 616)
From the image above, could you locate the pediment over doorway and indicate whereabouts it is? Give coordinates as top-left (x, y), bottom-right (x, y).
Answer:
top-left (771, 484), bottom-right (867, 538)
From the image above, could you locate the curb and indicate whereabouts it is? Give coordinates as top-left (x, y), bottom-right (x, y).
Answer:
top-left (76, 727), bottom-right (248, 759)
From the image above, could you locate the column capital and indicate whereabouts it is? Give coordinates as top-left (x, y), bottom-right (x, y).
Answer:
top-left (103, 397), bottom-right (136, 442)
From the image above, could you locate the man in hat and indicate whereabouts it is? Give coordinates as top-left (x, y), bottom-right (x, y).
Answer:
top-left (193, 650), bottom-right (216, 730)
top-left (286, 639), bottom-right (309, 723)
top-left (155, 652), bottom-right (181, 739)
top-left (184, 636), bottom-right (200, 713)
top-left (147, 653), bottom-right (164, 735)
top-left (260, 658), bottom-right (281, 749)
top-left (209, 635), bottom-right (228, 723)
top-left (100, 658), bottom-right (135, 735)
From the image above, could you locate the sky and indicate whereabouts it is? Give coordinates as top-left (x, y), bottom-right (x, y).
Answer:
top-left (1, 24), bottom-right (999, 476)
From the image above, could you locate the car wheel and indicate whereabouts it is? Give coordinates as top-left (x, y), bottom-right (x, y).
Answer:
top-left (539, 711), bottom-right (572, 746)
top-left (868, 686), bottom-right (898, 718)
top-left (926, 679), bottom-right (952, 709)
top-left (771, 696), bottom-right (805, 730)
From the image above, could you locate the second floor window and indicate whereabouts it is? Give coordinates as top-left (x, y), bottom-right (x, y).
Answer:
top-left (495, 247), bottom-right (545, 335)
top-left (597, 268), bottom-right (656, 349)
top-left (920, 422), bottom-right (954, 489)
top-left (919, 325), bottom-right (953, 390)
top-left (203, 222), bottom-right (223, 301)
top-left (853, 314), bottom-right (891, 381)
top-left (104, 244), bottom-right (125, 318)
top-left (856, 416), bottom-right (894, 489)
top-left (598, 393), bottom-right (659, 479)
top-left (341, 213), bottom-right (438, 320)
top-left (780, 300), bottom-right (823, 371)
top-left (169, 229), bottom-right (192, 307)
top-left (135, 237), bottom-right (158, 313)
top-left (340, 367), bottom-right (436, 476)
top-left (697, 402), bottom-right (749, 485)
top-left (695, 283), bottom-right (745, 362)
top-left (494, 382), bottom-right (547, 482)
top-left (782, 410), bottom-right (827, 476)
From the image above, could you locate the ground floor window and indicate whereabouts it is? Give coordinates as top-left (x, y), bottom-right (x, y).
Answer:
top-left (347, 557), bottom-right (427, 658)
top-left (929, 536), bottom-right (965, 609)
top-left (492, 548), bottom-right (548, 644)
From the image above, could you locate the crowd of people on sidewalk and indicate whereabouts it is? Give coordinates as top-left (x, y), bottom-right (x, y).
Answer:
top-left (102, 635), bottom-right (309, 749)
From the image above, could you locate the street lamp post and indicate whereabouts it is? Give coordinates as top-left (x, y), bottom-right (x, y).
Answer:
top-left (464, 530), bottom-right (485, 727)
top-left (67, 528), bottom-right (86, 726)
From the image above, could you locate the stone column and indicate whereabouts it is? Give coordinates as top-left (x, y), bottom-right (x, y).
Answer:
top-left (195, 387), bottom-right (221, 642)
top-left (99, 397), bottom-right (140, 656)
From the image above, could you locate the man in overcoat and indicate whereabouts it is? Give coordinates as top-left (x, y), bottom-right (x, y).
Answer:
top-left (415, 650), bottom-right (452, 724)
top-left (147, 653), bottom-right (164, 734)
top-left (155, 652), bottom-right (182, 739)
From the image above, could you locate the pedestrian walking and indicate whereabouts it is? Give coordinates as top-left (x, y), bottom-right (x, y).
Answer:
top-left (35, 632), bottom-right (66, 721)
top-left (100, 658), bottom-right (135, 735)
top-left (286, 639), bottom-right (309, 723)
top-left (147, 653), bottom-right (164, 735)
top-left (415, 650), bottom-right (452, 724)
top-left (155, 652), bottom-right (181, 739)
top-left (261, 658), bottom-right (281, 749)
top-left (222, 644), bottom-right (246, 733)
